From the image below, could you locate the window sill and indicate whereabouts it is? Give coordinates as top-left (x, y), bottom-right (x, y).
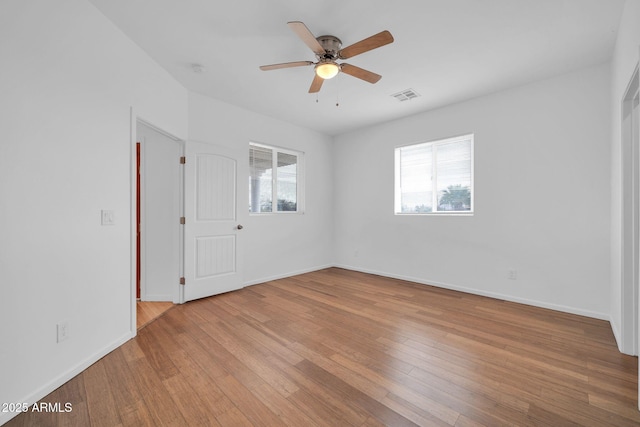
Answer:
top-left (395, 212), bottom-right (474, 217)
top-left (249, 211), bottom-right (305, 216)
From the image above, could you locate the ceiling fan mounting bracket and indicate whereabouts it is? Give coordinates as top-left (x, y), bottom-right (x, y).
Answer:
top-left (315, 35), bottom-right (342, 60)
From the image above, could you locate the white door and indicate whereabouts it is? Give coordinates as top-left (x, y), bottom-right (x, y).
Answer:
top-left (182, 141), bottom-right (245, 303)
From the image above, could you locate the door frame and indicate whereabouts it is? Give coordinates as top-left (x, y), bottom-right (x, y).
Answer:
top-left (621, 64), bottom-right (640, 356)
top-left (136, 141), bottom-right (141, 299)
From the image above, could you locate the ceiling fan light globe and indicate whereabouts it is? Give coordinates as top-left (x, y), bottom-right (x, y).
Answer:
top-left (315, 62), bottom-right (339, 79)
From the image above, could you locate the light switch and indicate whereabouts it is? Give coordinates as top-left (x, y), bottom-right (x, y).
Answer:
top-left (101, 210), bottom-right (115, 226)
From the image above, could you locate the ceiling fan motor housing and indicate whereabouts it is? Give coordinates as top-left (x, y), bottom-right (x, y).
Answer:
top-left (316, 35), bottom-right (342, 59)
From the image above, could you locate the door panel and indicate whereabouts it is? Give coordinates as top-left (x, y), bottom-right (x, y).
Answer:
top-left (196, 235), bottom-right (236, 277)
top-left (183, 141), bottom-right (244, 302)
top-left (196, 154), bottom-right (236, 220)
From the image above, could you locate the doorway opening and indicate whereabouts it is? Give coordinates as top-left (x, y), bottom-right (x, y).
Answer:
top-left (135, 120), bottom-right (184, 327)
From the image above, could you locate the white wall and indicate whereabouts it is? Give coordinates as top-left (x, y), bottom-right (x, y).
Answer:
top-left (0, 0), bottom-right (188, 423)
top-left (610, 0), bottom-right (640, 351)
top-left (334, 63), bottom-right (612, 319)
top-left (188, 93), bottom-right (334, 285)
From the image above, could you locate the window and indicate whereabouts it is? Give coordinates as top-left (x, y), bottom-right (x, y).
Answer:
top-left (395, 134), bottom-right (473, 214)
top-left (249, 142), bottom-right (303, 213)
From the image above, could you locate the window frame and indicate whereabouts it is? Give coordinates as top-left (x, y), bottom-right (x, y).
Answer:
top-left (249, 142), bottom-right (305, 215)
top-left (394, 133), bottom-right (474, 216)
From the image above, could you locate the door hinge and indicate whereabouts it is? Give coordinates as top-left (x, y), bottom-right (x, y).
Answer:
top-left (179, 277), bottom-right (185, 285)
top-left (179, 217), bottom-right (185, 225)
top-left (179, 156), bottom-right (186, 164)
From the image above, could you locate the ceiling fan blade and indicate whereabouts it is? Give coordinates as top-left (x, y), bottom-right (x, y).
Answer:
top-left (309, 74), bottom-right (324, 93)
top-left (338, 30), bottom-right (394, 59)
top-left (340, 63), bottom-right (382, 84)
top-left (259, 61), bottom-right (314, 71)
top-left (287, 21), bottom-right (325, 56)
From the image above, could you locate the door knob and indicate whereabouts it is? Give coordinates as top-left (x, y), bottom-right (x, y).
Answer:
top-left (237, 224), bottom-right (243, 230)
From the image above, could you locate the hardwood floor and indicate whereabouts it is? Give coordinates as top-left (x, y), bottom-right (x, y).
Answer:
top-left (7, 268), bottom-right (640, 426)
top-left (137, 301), bottom-right (174, 330)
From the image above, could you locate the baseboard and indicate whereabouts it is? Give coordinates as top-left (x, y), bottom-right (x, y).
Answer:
top-left (141, 294), bottom-right (173, 302)
top-left (0, 331), bottom-right (134, 426)
top-left (243, 264), bottom-right (334, 287)
top-left (609, 315), bottom-right (624, 353)
top-left (333, 264), bottom-right (610, 321)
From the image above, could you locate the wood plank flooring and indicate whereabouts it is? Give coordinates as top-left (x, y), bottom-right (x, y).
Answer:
top-left (6, 268), bottom-right (640, 426)
top-left (137, 301), bottom-right (174, 330)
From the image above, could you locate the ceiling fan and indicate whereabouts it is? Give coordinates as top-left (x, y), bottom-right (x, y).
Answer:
top-left (260, 21), bottom-right (394, 93)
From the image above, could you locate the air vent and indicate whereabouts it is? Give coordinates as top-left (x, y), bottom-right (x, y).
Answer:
top-left (391, 88), bottom-right (420, 102)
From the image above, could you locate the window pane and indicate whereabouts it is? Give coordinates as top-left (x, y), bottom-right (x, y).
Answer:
top-left (395, 134), bottom-right (473, 215)
top-left (249, 143), bottom-right (304, 214)
top-left (399, 144), bottom-right (432, 213)
top-left (277, 152), bottom-right (297, 211)
top-left (436, 140), bottom-right (471, 211)
top-left (249, 145), bottom-right (273, 212)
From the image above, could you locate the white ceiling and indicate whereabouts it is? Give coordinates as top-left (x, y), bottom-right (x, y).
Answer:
top-left (88, 0), bottom-right (625, 136)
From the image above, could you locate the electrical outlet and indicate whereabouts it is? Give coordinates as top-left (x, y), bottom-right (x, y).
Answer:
top-left (57, 322), bottom-right (69, 343)
top-left (508, 269), bottom-right (517, 280)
